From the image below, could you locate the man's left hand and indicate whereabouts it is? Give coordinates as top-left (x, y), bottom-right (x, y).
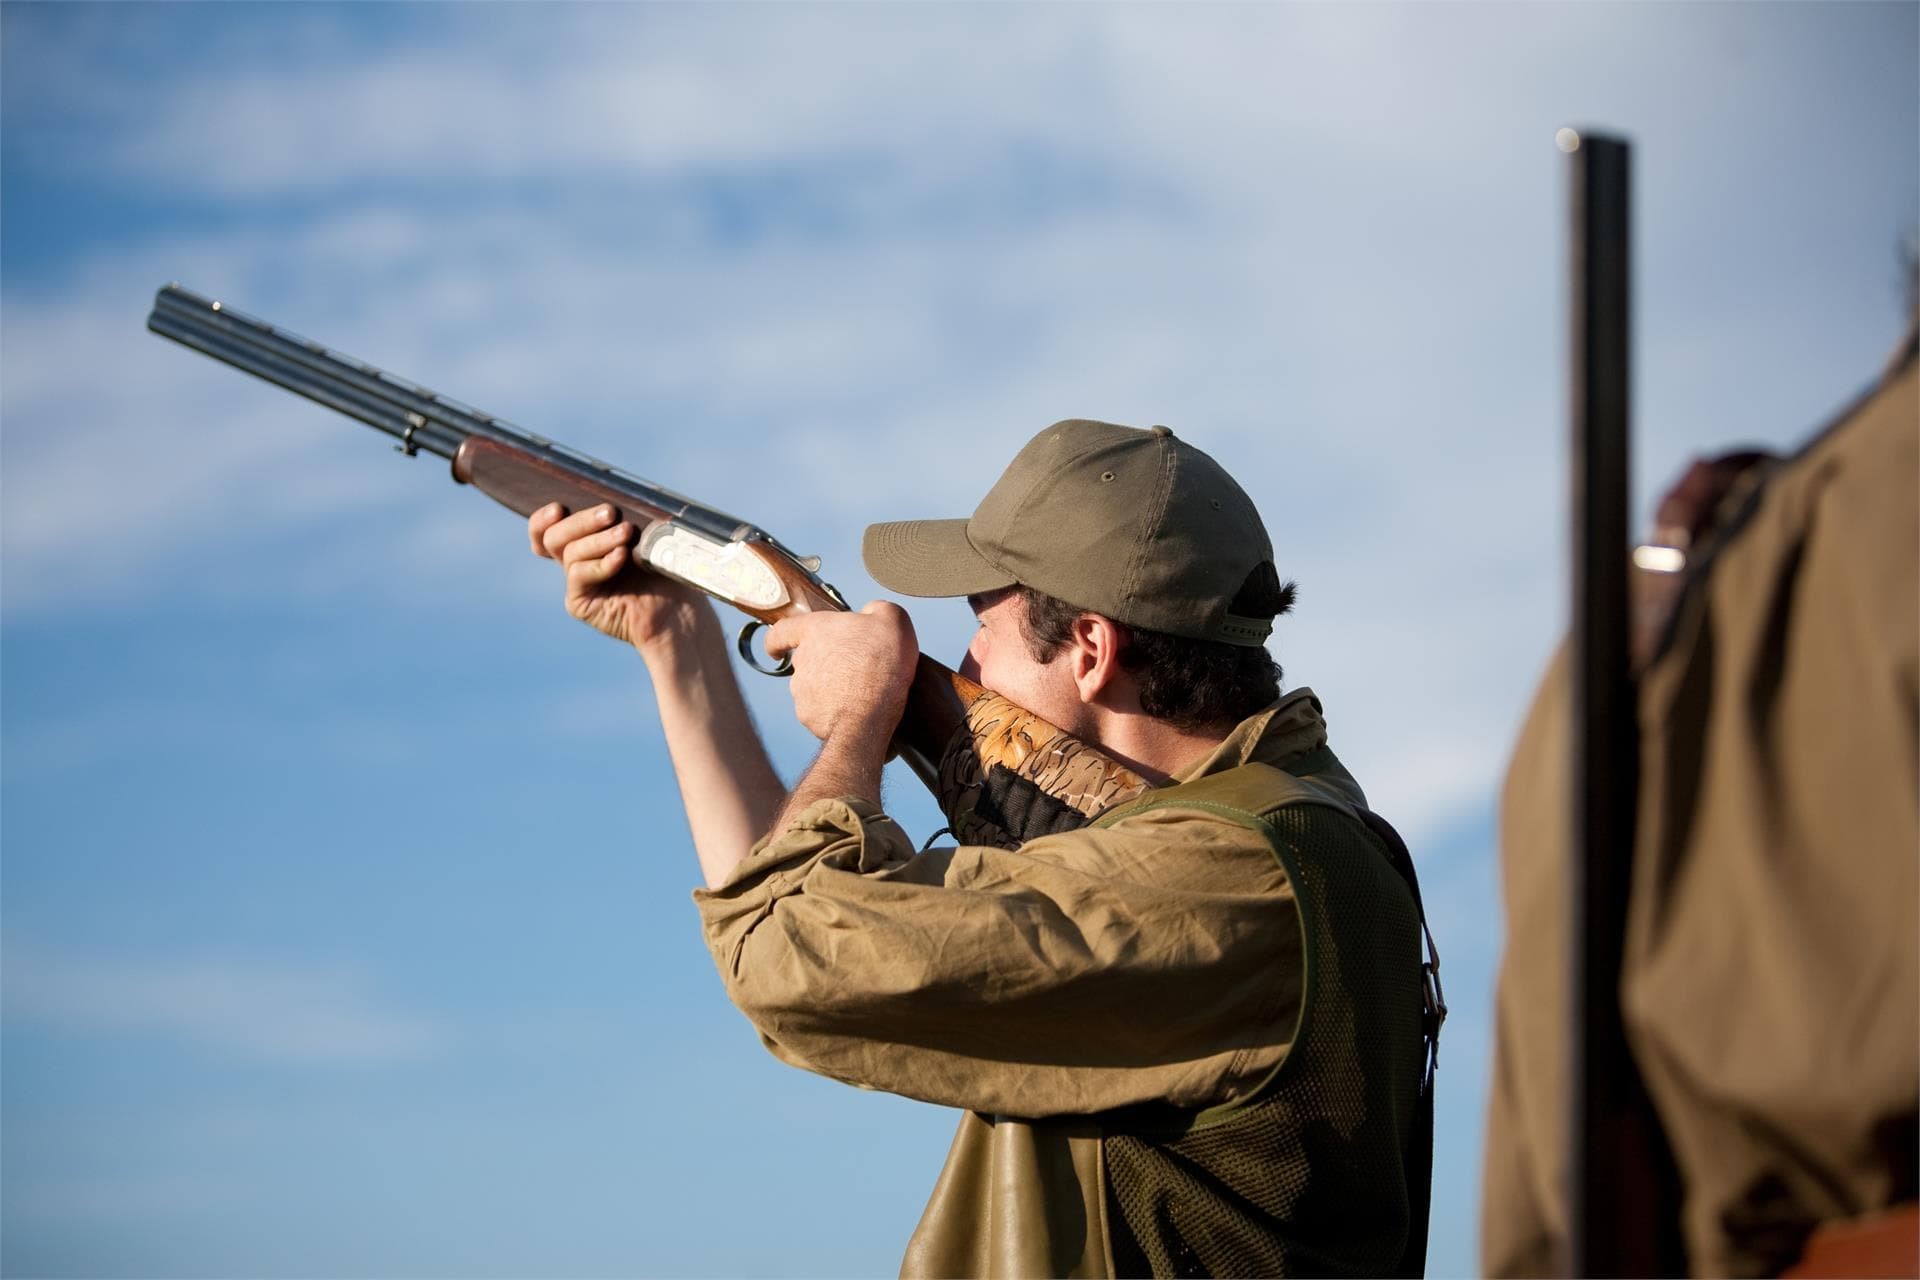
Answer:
top-left (765, 602), bottom-right (919, 745)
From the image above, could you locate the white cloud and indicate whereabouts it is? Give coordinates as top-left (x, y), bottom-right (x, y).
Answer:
top-left (1, 941), bottom-right (442, 1066)
top-left (0, 6), bottom-right (1664, 203)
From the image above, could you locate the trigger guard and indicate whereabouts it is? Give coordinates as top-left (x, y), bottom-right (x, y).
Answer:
top-left (736, 619), bottom-right (794, 678)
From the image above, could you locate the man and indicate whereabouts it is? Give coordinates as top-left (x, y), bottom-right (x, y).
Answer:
top-left (532, 419), bottom-right (1431, 1277)
top-left (1482, 321), bottom-right (1918, 1277)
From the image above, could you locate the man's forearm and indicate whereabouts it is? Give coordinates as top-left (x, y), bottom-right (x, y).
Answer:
top-left (769, 728), bottom-right (889, 839)
top-left (639, 603), bottom-right (789, 889)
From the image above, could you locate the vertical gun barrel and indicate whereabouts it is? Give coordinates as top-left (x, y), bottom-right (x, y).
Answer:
top-left (1562, 131), bottom-right (1685, 1279)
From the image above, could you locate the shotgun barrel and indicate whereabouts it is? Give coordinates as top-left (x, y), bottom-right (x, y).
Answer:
top-left (146, 283), bottom-right (759, 548)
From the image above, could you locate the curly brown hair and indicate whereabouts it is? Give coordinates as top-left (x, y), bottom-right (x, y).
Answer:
top-left (1015, 565), bottom-right (1295, 733)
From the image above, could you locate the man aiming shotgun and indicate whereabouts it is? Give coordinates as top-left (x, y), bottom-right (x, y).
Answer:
top-left (533, 419), bottom-right (1441, 1277)
top-left (147, 288), bottom-right (1440, 1276)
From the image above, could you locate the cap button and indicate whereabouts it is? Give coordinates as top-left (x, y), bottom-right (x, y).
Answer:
top-left (1149, 424), bottom-right (1173, 438)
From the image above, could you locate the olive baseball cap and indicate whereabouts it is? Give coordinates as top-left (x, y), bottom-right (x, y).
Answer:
top-left (862, 419), bottom-right (1277, 646)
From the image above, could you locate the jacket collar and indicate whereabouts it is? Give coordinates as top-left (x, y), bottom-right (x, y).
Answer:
top-left (1172, 687), bottom-right (1369, 810)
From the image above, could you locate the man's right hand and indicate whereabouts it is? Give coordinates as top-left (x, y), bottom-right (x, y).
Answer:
top-left (529, 501), bottom-right (788, 886)
top-left (528, 503), bottom-right (711, 657)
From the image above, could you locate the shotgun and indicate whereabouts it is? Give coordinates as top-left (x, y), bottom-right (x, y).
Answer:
top-left (147, 284), bottom-right (1149, 850)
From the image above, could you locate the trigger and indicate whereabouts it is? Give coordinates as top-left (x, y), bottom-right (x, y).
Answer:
top-left (736, 619), bottom-right (794, 678)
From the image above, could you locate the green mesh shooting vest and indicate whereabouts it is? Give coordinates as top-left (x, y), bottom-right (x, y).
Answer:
top-left (1091, 761), bottom-right (1432, 1279)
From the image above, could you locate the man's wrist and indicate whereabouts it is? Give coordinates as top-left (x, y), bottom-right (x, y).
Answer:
top-left (634, 600), bottom-right (723, 674)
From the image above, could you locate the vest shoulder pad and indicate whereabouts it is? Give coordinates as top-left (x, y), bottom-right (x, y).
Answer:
top-left (1094, 760), bottom-right (1360, 830)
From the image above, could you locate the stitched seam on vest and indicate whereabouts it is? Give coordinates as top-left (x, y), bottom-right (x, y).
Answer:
top-left (1092, 1137), bottom-right (1115, 1278)
top-left (1094, 794), bottom-right (1324, 1135)
top-left (1145, 801), bottom-right (1316, 1132)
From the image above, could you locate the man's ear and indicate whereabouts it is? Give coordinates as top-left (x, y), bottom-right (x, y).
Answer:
top-left (1068, 613), bottom-right (1128, 705)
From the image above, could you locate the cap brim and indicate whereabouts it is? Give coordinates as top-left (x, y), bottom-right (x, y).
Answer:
top-left (862, 518), bottom-right (1018, 599)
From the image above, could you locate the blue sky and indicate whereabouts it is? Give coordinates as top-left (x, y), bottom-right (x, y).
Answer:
top-left (3, 4), bottom-right (1914, 1276)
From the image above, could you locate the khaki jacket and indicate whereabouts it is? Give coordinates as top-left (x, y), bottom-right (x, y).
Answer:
top-left (695, 688), bottom-right (1365, 1276)
top-left (1483, 351), bottom-right (1919, 1276)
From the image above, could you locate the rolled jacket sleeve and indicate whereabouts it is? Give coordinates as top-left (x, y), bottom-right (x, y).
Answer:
top-left (693, 795), bottom-right (1302, 1119)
